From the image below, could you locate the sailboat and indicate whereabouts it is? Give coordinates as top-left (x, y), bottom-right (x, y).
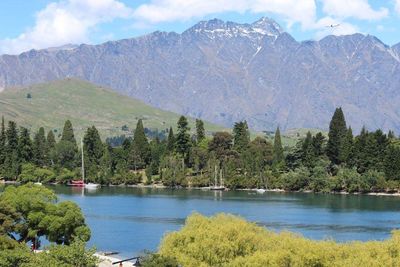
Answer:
top-left (210, 165), bottom-right (226, 191)
top-left (68, 138), bottom-right (100, 189)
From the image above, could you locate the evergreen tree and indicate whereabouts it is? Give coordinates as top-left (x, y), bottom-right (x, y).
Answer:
top-left (166, 127), bottom-right (175, 153)
top-left (327, 108), bottom-right (347, 165)
top-left (301, 132), bottom-right (315, 169)
top-left (176, 116), bottom-right (191, 158)
top-left (60, 120), bottom-right (76, 145)
top-left (4, 121), bottom-right (19, 179)
top-left (6, 121), bottom-right (19, 153)
top-left (0, 116), bottom-right (6, 166)
top-left (273, 127), bottom-right (284, 165)
top-left (55, 120), bottom-right (78, 170)
top-left (130, 120), bottom-right (151, 169)
top-left (83, 126), bottom-right (104, 181)
top-left (195, 119), bottom-right (205, 143)
top-left (312, 132), bottom-right (325, 157)
top-left (339, 127), bottom-right (354, 166)
top-left (47, 130), bottom-right (56, 150)
top-left (33, 127), bottom-right (47, 166)
top-left (233, 121), bottom-right (250, 153)
top-left (354, 127), bottom-right (369, 173)
top-left (384, 145), bottom-right (400, 181)
top-left (18, 127), bottom-right (33, 163)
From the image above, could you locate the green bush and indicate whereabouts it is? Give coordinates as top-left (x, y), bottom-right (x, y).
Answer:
top-left (157, 213), bottom-right (400, 267)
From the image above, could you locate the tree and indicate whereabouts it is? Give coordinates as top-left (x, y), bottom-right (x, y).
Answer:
top-left (60, 120), bottom-right (76, 145)
top-left (326, 108), bottom-right (347, 165)
top-left (195, 119), bottom-right (205, 143)
top-left (0, 116), bottom-right (6, 166)
top-left (83, 126), bottom-right (104, 178)
top-left (339, 127), bottom-right (354, 166)
top-left (176, 116), bottom-right (191, 158)
top-left (208, 132), bottom-right (234, 161)
top-left (0, 184), bottom-right (90, 246)
top-left (166, 127), bottom-right (175, 153)
top-left (32, 127), bottom-right (47, 166)
top-left (312, 132), bottom-right (325, 157)
top-left (384, 145), bottom-right (400, 181)
top-left (6, 121), bottom-right (18, 153)
top-left (129, 120), bottom-right (151, 169)
top-left (233, 121), bottom-right (250, 153)
top-left (47, 130), bottom-right (56, 150)
top-left (18, 128), bottom-right (33, 163)
top-left (272, 127), bottom-right (284, 165)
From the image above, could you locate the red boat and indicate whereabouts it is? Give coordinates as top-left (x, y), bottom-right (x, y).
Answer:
top-left (68, 180), bottom-right (84, 187)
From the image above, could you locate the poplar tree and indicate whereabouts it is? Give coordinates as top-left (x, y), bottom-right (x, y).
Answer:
top-left (327, 108), bottom-right (347, 165)
top-left (195, 119), bottom-right (205, 143)
top-left (273, 127), bottom-right (284, 165)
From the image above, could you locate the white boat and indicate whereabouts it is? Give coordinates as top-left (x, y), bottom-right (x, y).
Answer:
top-left (256, 189), bottom-right (266, 194)
top-left (34, 182), bottom-right (43, 186)
top-left (84, 183), bottom-right (100, 189)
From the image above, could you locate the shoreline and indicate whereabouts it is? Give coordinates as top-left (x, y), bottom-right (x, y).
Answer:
top-left (2, 181), bottom-right (400, 197)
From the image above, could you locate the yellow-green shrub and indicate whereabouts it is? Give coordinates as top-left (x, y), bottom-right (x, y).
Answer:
top-left (157, 213), bottom-right (400, 267)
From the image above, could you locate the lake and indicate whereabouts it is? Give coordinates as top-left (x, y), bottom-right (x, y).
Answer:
top-left (35, 186), bottom-right (400, 257)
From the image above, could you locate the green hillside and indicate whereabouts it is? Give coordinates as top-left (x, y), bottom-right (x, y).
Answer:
top-left (0, 79), bottom-right (225, 140)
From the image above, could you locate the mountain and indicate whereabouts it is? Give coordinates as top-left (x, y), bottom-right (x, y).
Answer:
top-left (1, 17), bottom-right (400, 133)
top-left (0, 79), bottom-right (224, 139)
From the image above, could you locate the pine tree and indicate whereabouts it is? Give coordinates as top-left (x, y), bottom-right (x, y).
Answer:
top-left (47, 130), bottom-right (56, 150)
top-left (166, 127), bottom-right (175, 153)
top-left (326, 108), bottom-right (347, 165)
top-left (301, 131), bottom-right (314, 168)
top-left (18, 127), bottom-right (33, 163)
top-left (384, 145), bottom-right (400, 181)
top-left (195, 119), bottom-right (205, 143)
top-left (83, 126), bottom-right (104, 180)
top-left (6, 121), bottom-right (18, 153)
top-left (312, 132), bottom-right (325, 157)
top-left (32, 127), bottom-right (47, 166)
top-left (0, 116), bottom-right (6, 166)
top-left (233, 121), bottom-right (250, 153)
top-left (61, 120), bottom-right (76, 145)
top-left (176, 116), bottom-right (191, 158)
top-left (273, 127), bottom-right (284, 165)
top-left (354, 127), bottom-right (369, 173)
top-left (339, 127), bottom-right (354, 166)
top-left (130, 120), bottom-right (151, 169)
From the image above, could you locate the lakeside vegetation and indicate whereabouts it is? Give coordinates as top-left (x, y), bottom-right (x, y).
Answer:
top-left (0, 184), bottom-right (97, 266)
top-left (1, 108), bottom-right (400, 193)
top-left (146, 213), bottom-right (400, 267)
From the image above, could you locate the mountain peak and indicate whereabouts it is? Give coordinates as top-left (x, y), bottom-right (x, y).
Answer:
top-left (185, 17), bottom-right (284, 40)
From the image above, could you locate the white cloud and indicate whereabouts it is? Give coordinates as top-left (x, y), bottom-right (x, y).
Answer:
top-left (133, 0), bottom-right (317, 29)
top-left (320, 0), bottom-right (388, 20)
top-left (0, 0), bottom-right (133, 55)
top-left (396, 0), bottom-right (400, 14)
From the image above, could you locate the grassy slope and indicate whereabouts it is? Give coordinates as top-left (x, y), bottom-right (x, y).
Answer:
top-left (0, 79), bottom-right (225, 140)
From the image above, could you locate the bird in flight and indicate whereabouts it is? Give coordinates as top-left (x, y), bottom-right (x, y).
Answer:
top-left (326, 24), bottom-right (340, 28)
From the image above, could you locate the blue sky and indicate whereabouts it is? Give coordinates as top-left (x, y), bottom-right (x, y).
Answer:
top-left (0, 0), bottom-right (399, 55)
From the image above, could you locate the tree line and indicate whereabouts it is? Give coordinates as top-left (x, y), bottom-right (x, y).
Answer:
top-left (1, 108), bottom-right (400, 192)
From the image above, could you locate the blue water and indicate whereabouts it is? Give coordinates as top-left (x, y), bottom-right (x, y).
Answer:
top-left (51, 186), bottom-right (400, 258)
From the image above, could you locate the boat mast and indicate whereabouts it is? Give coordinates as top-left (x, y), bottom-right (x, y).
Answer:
top-left (81, 138), bottom-right (85, 183)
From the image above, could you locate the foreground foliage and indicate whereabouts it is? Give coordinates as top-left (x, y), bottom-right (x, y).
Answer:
top-left (0, 184), bottom-right (95, 266)
top-left (157, 213), bottom-right (400, 267)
